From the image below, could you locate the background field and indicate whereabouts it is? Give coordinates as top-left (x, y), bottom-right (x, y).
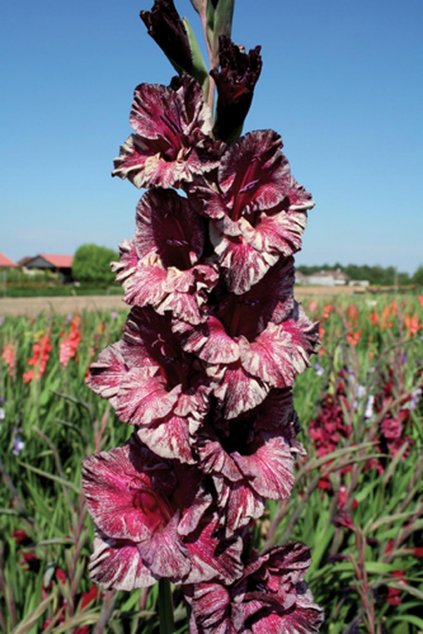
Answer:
top-left (0, 292), bottom-right (422, 633)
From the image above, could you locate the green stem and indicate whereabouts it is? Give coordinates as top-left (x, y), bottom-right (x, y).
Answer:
top-left (158, 579), bottom-right (175, 634)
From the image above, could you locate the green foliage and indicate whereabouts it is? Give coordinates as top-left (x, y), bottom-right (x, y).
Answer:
top-left (412, 265), bottom-right (423, 287)
top-left (0, 294), bottom-right (421, 631)
top-left (72, 244), bottom-right (118, 286)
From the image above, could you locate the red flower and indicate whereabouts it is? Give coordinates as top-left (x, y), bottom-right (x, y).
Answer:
top-left (23, 331), bottom-right (52, 383)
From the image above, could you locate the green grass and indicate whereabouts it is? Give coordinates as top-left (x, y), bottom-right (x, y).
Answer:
top-left (0, 294), bottom-right (422, 632)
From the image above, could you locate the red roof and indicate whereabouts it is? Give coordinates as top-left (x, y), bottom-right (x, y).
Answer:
top-left (40, 254), bottom-right (73, 268)
top-left (0, 253), bottom-right (17, 267)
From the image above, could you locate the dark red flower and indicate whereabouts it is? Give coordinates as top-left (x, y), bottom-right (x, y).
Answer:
top-left (195, 130), bottom-right (313, 293)
top-left (196, 390), bottom-right (301, 534)
top-left (83, 437), bottom-right (243, 589)
top-left (178, 301), bottom-right (318, 418)
top-left (211, 36), bottom-right (262, 142)
top-left (88, 307), bottom-right (210, 463)
top-left (113, 189), bottom-right (218, 325)
top-left (113, 77), bottom-right (219, 189)
top-left (186, 543), bottom-right (323, 633)
top-left (140, 0), bottom-right (193, 75)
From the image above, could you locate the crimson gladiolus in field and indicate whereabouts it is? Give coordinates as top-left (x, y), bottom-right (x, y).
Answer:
top-left (83, 0), bottom-right (323, 631)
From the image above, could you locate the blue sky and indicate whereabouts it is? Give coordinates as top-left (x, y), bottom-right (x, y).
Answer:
top-left (1, 0), bottom-right (422, 273)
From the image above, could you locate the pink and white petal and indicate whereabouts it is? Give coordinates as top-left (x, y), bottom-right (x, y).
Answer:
top-left (88, 342), bottom-right (127, 406)
top-left (180, 316), bottom-right (240, 365)
top-left (136, 411), bottom-right (195, 464)
top-left (246, 210), bottom-right (307, 257)
top-left (184, 519), bottom-right (244, 584)
top-left (123, 262), bottom-right (168, 308)
top-left (117, 368), bottom-right (181, 426)
top-left (139, 515), bottom-right (191, 581)
top-left (89, 532), bottom-right (156, 591)
top-left (224, 482), bottom-right (265, 534)
top-left (178, 489), bottom-right (213, 538)
top-left (213, 362), bottom-right (269, 419)
top-left (240, 321), bottom-right (312, 388)
top-left (211, 226), bottom-right (279, 295)
top-left (232, 435), bottom-right (295, 500)
top-left (130, 83), bottom-right (175, 139)
top-left (82, 445), bottom-right (151, 542)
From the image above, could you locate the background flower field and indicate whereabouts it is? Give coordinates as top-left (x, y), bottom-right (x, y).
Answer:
top-left (0, 293), bottom-right (422, 633)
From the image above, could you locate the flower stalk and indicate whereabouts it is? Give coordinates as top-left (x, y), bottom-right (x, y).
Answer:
top-left (82, 1), bottom-right (323, 631)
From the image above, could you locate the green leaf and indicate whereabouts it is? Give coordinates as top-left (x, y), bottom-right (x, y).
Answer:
top-left (182, 17), bottom-right (210, 90)
top-left (213, 0), bottom-right (235, 40)
top-left (18, 461), bottom-right (80, 494)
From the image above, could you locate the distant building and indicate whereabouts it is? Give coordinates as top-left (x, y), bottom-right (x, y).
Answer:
top-left (296, 269), bottom-right (349, 287)
top-left (348, 279), bottom-right (370, 288)
top-left (20, 254), bottom-right (74, 283)
top-left (0, 253), bottom-right (17, 268)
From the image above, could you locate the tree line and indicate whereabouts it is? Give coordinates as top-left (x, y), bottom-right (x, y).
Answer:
top-left (297, 263), bottom-right (423, 286)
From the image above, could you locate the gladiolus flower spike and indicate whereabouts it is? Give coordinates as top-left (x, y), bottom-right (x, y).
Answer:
top-left (83, 1), bottom-right (323, 631)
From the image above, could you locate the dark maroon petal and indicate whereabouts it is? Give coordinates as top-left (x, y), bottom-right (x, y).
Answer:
top-left (216, 257), bottom-right (295, 337)
top-left (211, 36), bottom-right (262, 142)
top-left (187, 582), bottom-right (232, 634)
top-left (140, 0), bottom-right (193, 75)
top-left (135, 190), bottom-right (205, 267)
top-left (89, 532), bottom-right (156, 591)
top-left (185, 519), bottom-right (244, 584)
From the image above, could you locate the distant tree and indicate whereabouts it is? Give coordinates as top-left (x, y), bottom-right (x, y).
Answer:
top-left (72, 244), bottom-right (118, 286)
top-left (413, 265), bottom-right (423, 287)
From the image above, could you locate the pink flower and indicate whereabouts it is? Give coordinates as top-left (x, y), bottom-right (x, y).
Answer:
top-left (59, 315), bottom-right (82, 367)
top-left (195, 130), bottom-right (314, 293)
top-left (113, 77), bottom-right (220, 189)
top-left (113, 189), bottom-right (218, 325)
top-left (185, 542), bottom-right (324, 633)
top-left (83, 436), bottom-right (243, 590)
top-left (2, 342), bottom-right (16, 379)
top-left (88, 306), bottom-right (210, 463)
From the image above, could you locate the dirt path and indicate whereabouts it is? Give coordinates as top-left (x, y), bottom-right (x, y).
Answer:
top-left (0, 295), bottom-right (127, 317)
top-left (0, 286), bottom-right (363, 317)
